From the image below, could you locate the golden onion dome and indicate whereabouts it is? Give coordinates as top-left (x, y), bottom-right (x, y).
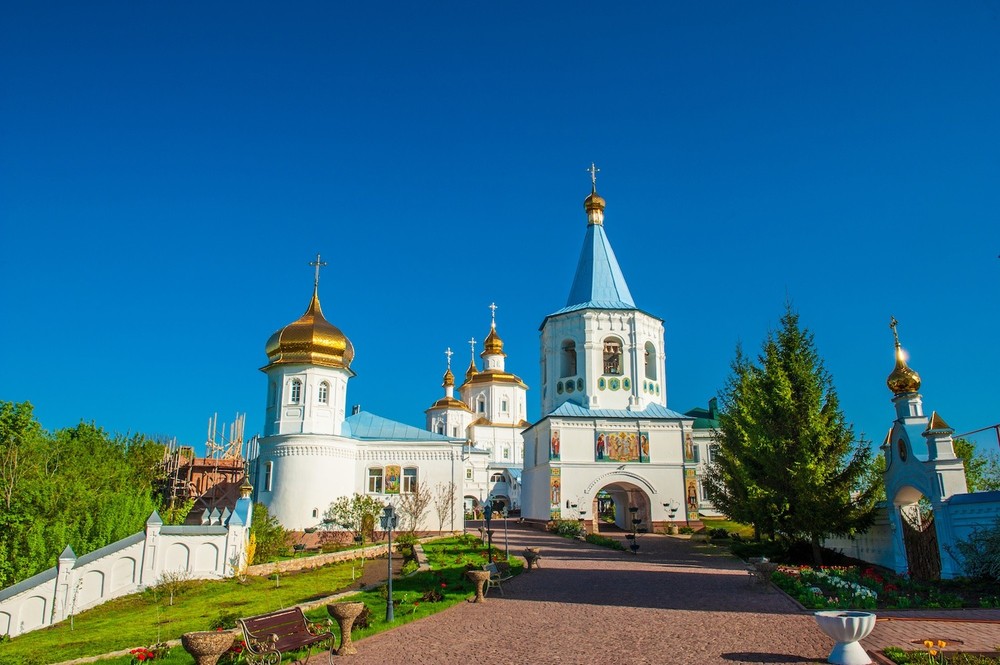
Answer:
top-left (887, 344), bottom-right (920, 395)
top-left (584, 187), bottom-right (606, 212)
top-left (442, 367), bottom-right (455, 388)
top-left (482, 324), bottom-right (505, 357)
top-left (263, 288), bottom-right (354, 371)
top-left (464, 358), bottom-right (478, 382)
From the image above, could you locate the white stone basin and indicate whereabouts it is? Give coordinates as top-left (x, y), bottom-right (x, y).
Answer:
top-left (813, 611), bottom-right (876, 665)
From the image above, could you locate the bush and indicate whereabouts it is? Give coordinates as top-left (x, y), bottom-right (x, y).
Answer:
top-left (548, 520), bottom-right (585, 538)
top-left (730, 539), bottom-right (789, 562)
top-left (209, 610), bottom-right (241, 630)
top-left (709, 527), bottom-right (729, 539)
top-left (679, 526), bottom-right (695, 535)
top-left (401, 560), bottom-right (419, 575)
top-left (952, 517), bottom-right (1000, 582)
top-left (585, 534), bottom-right (626, 551)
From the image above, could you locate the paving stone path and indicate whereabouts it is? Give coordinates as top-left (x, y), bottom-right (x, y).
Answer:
top-left (313, 522), bottom-right (1000, 665)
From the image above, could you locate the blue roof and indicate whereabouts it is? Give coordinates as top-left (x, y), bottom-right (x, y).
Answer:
top-left (563, 222), bottom-right (635, 311)
top-left (344, 411), bottom-right (457, 442)
top-left (948, 490), bottom-right (1000, 505)
top-left (546, 401), bottom-right (691, 420)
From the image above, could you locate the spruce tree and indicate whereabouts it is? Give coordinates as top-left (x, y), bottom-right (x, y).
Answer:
top-left (705, 306), bottom-right (878, 563)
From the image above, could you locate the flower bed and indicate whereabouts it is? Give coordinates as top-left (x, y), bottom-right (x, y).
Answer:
top-left (771, 565), bottom-right (993, 610)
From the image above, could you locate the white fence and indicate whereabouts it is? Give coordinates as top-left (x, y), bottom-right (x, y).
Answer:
top-left (0, 501), bottom-right (251, 639)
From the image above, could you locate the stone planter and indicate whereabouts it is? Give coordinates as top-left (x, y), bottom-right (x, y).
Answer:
top-left (328, 601), bottom-right (365, 655)
top-left (813, 611), bottom-right (876, 665)
top-left (181, 631), bottom-right (235, 665)
top-left (466, 570), bottom-right (490, 603)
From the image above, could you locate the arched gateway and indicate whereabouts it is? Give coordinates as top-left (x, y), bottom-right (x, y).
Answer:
top-left (591, 480), bottom-right (651, 532)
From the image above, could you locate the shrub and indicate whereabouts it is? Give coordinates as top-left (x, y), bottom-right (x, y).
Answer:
top-left (709, 527), bottom-right (729, 539)
top-left (401, 560), bottom-right (419, 575)
top-left (952, 517), bottom-right (1000, 582)
top-left (585, 534), bottom-right (626, 551)
top-left (209, 610), bottom-right (241, 630)
top-left (548, 520), bottom-right (585, 538)
top-left (678, 526), bottom-right (695, 535)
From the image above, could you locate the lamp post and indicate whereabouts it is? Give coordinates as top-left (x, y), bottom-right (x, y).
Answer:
top-left (501, 506), bottom-right (509, 560)
top-left (380, 503), bottom-right (398, 621)
top-left (482, 498), bottom-right (494, 563)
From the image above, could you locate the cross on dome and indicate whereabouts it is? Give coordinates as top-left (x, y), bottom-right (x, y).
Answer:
top-left (489, 302), bottom-right (498, 327)
top-left (309, 253), bottom-right (328, 288)
top-left (445, 347), bottom-right (453, 369)
top-left (889, 316), bottom-right (900, 348)
top-left (588, 162), bottom-right (600, 190)
top-left (468, 337), bottom-right (476, 358)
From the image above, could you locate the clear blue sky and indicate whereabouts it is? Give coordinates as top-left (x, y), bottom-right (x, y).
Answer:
top-left (2, 2), bottom-right (998, 458)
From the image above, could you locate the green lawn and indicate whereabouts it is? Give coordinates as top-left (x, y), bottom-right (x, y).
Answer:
top-left (697, 517), bottom-right (755, 539)
top-left (0, 535), bottom-right (510, 665)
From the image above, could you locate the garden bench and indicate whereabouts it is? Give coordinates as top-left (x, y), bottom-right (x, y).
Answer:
top-left (238, 606), bottom-right (334, 665)
top-left (483, 561), bottom-right (513, 596)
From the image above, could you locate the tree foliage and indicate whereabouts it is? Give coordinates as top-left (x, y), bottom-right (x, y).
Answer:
top-left (954, 438), bottom-right (1000, 493)
top-left (249, 502), bottom-right (288, 562)
top-left (397, 482), bottom-right (433, 534)
top-left (0, 401), bottom-right (168, 588)
top-left (703, 307), bottom-right (878, 563)
top-left (323, 494), bottom-right (385, 546)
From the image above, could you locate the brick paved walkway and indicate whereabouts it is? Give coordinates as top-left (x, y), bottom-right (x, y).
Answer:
top-left (314, 522), bottom-right (1000, 664)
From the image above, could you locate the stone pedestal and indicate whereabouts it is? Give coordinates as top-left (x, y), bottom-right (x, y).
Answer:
top-left (814, 611), bottom-right (876, 665)
top-left (466, 570), bottom-right (490, 603)
top-left (181, 631), bottom-right (234, 665)
top-left (328, 602), bottom-right (365, 655)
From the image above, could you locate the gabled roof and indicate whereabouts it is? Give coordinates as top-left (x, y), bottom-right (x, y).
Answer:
top-left (564, 222), bottom-right (635, 311)
top-left (546, 401), bottom-right (690, 420)
top-left (344, 411), bottom-right (458, 442)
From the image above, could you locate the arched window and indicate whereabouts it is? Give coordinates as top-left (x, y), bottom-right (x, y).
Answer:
top-left (490, 472), bottom-right (505, 483)
top-left (560, 340), bottom-right (577, 377)
top-left (644, 342), bottom-right (657, 380)
top-left (311, 508), bottom-right (318, 518)
top-left (318, 381), bottom-right (330, 404)
top-left (436, 422), bottom-right (445, 435)
top-left (603, 338), bottom-right (623, 375)
top-left (264, 461), bottom-right (273, 492)
top-left (290, 379), bottom-right (302, 404)
top-left (477, 396), bottom-right (486, 413)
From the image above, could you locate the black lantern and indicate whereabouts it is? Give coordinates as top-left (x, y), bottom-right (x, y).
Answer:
top-left (380, 504), bottom-right (398, 621)
top-left (482, 498), bottom-right (494, 563)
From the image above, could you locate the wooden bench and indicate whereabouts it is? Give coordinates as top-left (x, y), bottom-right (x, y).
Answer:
top-left (238, 606), bottom-right (334, 665)
top-left (483, 562), bottom-right (513, 596)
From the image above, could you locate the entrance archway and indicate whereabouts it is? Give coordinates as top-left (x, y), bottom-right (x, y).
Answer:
top-left (894, 486), bottom-right (941, 581)
top-left (590, 481), bottom-right (651, 533)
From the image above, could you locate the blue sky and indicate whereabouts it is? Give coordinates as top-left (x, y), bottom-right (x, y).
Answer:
top-left (1, 2), bottom-right (998, 458)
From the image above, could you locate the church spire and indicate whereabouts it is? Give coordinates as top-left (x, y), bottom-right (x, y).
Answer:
top-left (464, 337), bottom-right (478, 381)
top-left (886, 316), bottom-right (921, 395)
top-left (565, 165), bottom-right (635, 309)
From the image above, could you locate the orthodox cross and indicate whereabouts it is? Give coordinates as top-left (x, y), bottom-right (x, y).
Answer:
top-left (445, 347), bottom-right (453, 369)
top-left (468, 337), bottom-right (477, 359)
top-left (489, 302), bottom-right (498, 326)
top-left (889, 316), bottom-right (900, 348)
top-left (309, 253), bottom-right (328, 288)
top-left (588, 162), bottom-right (600, 189)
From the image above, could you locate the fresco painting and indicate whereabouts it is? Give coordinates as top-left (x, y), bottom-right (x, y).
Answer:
top-left (684, 468), bottom-right (698, 520)
top-left (595, 431), bottom-right (649, 463)
top-left (549, 467), bottom-right (561, 519)
top-left (385, 465), bottom-right (401, 494)
top-left (550, 430), bottom-right (560, 460)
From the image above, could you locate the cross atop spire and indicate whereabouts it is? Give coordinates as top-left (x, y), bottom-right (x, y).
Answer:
top-left (309, 253), bottom-right (328, 289)
top-left (445, 347), bottom-right (453, 369)
top-left (889, 316), bottom-right (901, 348)
top-left (588, 162), bottom-right (600, 191)
top-left (489, 302), bottom-right (498, 327)
top-left (468, 337), bottom-right (476, 358)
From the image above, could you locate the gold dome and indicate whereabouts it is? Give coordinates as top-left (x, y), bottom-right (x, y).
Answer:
top-left (886, 317), bottom-right (920, 395)
top-left (584, 188), bottom-right (606, 212)
top-left (464, 358), bottom-right (478, 382)
top-left (482, 324), bottom-right (505, 357)
top-left (263, 288), bottom-right (355, 371)
top-left (442, 367), bottom-right (455, 388)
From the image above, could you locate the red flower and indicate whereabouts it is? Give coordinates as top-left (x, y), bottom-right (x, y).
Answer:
top-left (441, 583), bottom-right (447, 588)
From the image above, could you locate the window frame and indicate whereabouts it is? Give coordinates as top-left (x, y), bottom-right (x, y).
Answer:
top-left (318, 381), bottom-right (330, 404)
top-left (603, 337), bottom-right (623, 376)
top-left (402, 467), bottom-right (417, 494)
top-left (367, 467), bottom-right (384, 494)
top-left (289, 378), bottom-right (302, 404)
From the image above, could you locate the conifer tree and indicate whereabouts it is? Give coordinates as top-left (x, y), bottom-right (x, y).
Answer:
top-left (704, 307), bottom-right (878, 563)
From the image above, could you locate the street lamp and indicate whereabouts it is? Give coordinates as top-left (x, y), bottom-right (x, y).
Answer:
top-left (501, 506), bottom-right (509, 560)
top-left (482, 498), bottom-right (494, 563)
top-left (380, 503), bottom-right (399, 621)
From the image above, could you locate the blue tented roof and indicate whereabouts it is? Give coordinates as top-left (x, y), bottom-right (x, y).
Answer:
top-left (564, 222), bottom-right (635, 310)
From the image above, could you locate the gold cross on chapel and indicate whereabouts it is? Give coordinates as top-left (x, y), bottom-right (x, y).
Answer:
top-left (588, 162), bottom-right (600, 189)
top-left (309, 253), bottom-right (328, 288)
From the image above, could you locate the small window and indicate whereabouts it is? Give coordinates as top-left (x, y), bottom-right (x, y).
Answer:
top-left (490, 472), bottom-right (504, 482)
top-left (709, 444), bottom-right (720, 463)
top-left (290, 379), bottom-right (302, 404)
top-left (367, 468), bottom-right (383, 493)
top-left (318, 381), bottom-right (329, 404)
top-left (503, 446), bottom-right (510, 459)
top-left (311, 508), bottom-right (318, 518)
top-left (561, 340), bottom-right (577, 377)
top-left (501, 398), bottom-right (508, 412)
top-left (403, 468), bottom-right (417, 494)
top-left (477, 397), bottom-right (486, 413)
top-left (603, 338), bottom-right (623, 375)
top-left (452, 426), bottom-right (458, 437)
top-left (264, 461), bottom-right (273, 491)
top-left (644, 342), bottom-right (657, 380)
top-left (465, 467), bottom-right (473, 480)
top-left (436, 422), bottom-right (445, 435)
top-left (268, 382), bottom-right (276, 407)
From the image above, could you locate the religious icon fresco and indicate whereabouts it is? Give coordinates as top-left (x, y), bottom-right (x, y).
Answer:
top-left (549, 467), bottom-right (561, 519)
top-left (684, 432), bottom-right (695, 462)
top-left (595, 431), bottom-right (649, 463)
top-left (684, 468), bottom-right (699, 520)
top-left (550, 430), bottom-right (561, 460)
top-left (385, 465), bottom-right (401, 495)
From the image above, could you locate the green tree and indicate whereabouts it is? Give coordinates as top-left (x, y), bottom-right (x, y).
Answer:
top-left (704, 307), bottom-right (878, 563)
top-left (953, 438), bottom-right (1000, 493)
top-left (250, 502), bottom-right (288, 562)
top-left (324, 494), bottom-right (385, 546)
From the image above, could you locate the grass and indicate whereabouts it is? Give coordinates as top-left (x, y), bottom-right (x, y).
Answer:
top-left (696, 518), bottom-right (755, 539)
top-left (0, 535), bottom-right (511, 665)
